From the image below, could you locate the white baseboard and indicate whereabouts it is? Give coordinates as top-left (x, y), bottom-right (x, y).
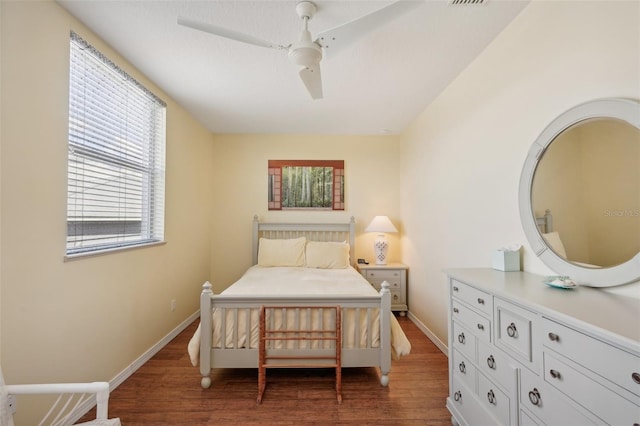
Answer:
top-left (110, 310), bottom-right (200, 389)
top-left (69, 311), bottom-right (200, 424)
top-left (406, 311), bottom-right (448, 356)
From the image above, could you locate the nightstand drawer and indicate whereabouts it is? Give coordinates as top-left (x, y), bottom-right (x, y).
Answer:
top-left (365, 270), bottom-right (403, 289)
top-left (365, 269), bottom-right (401, 280)
top-left (390, 289), bottom-right (404, 305)
top-left (451, 279), bottom-right (492, 316)
top-left (368, 278), bottom-right (402, 290)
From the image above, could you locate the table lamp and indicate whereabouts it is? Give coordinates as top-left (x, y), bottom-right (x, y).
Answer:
top-left (365, 215), bottom-right (398, 265)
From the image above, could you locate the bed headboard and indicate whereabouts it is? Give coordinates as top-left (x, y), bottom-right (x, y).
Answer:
top-left (536, 209), bottom-right (553, 234)
top-left (252, 215), bottom-right (356, 266)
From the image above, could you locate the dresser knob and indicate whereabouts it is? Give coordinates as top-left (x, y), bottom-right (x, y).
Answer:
top-left (453, 286), bottom-right (459, 292)
top-left (477, 297), bottom-right (485, 305)
top-left (487, 355), bottom-right (496, 369)
top-left (487, 389), bottom-right (496, 405)
top-left (453, 308), bottom-right (459, 314)
top-left (528, 388), bottom-right (541, 406)
top-left (632, 372), bottom-right (640, 384)
top-left (506, 322), bottom-right (518, 338)
top-left (454, 390), bottom-right (462, 401)
top-left (458, 332), bottom-right (466, 344)
top-left (550, 369), bottom-right (561, 379)
top-left (477, 323), bottom-right (484, 331)
top-left (548, 332), bottom-right (560, 342)
top-left (459, 361), bottom-right (466, 374)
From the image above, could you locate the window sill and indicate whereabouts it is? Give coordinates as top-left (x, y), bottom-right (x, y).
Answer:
top-left (64, 240), bottom-right (167, 262)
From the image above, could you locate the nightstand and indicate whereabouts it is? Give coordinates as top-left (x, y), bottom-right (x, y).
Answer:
top-left (357, 263), bottom-right (408, 315)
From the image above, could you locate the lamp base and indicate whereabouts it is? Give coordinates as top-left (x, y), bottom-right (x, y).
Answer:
top-left (373, 235), bottom-right (389, 265)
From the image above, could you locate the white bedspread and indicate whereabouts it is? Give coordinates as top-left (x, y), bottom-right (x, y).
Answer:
top-left (188, 266), bottom-right (411, 366)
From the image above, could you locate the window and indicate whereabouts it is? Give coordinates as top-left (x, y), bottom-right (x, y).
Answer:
top-left (268, 160), bottom-right (345, 210)
top-left (66, 32), bottom-right (166, 256)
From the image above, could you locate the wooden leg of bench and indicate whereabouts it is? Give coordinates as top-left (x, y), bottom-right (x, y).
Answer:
top-left (257, 367), bottom-right (266, 404)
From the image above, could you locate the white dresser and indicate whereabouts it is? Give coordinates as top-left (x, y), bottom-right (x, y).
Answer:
top-left (445, 268), bottom-right (640, 426)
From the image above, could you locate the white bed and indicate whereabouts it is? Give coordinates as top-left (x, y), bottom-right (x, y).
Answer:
top-left (188, 216), bottom-right (411, 389)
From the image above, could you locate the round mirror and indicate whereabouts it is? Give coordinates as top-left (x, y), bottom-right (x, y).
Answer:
top-left (519, 98), bottom-right (640, 287)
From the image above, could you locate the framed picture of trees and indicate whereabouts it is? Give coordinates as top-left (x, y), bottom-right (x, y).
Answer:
top-left (268, 160), bottom-right (344, 210)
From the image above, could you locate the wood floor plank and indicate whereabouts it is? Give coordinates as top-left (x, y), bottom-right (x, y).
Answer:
top-left (79, 316), bottom-right (450, 425)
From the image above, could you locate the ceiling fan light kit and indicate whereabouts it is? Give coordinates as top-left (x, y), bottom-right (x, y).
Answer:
top-left (177, 1), bottom-right (424, 100)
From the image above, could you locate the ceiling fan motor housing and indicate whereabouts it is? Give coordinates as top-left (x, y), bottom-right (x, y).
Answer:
top-left (288, 38), bottom-right (322, 68)
top-left (289, 1), bottom-right (322, 69)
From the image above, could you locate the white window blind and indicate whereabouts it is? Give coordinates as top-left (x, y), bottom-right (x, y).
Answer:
top-left (67, 31), bottom-right (166, 256)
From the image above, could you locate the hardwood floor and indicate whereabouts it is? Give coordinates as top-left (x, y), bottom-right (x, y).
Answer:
top-left (81, 315), bottom-right (450, 425)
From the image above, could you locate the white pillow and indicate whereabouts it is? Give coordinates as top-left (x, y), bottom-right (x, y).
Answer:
top-left (305, 241), bottom-right (350, 269)
top-left (542, 231), bottom-right (567, 258)
top-left (258, 237), bottom-right (306, 267)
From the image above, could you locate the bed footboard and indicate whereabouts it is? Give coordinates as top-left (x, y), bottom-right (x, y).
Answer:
top-left (198, 281), bottom-right (392, 389)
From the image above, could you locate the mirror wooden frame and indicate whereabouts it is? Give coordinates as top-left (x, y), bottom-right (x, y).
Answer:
top-left (519, 98), bottom-right (640, 287)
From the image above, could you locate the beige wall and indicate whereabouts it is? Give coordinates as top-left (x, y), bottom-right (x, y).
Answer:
top-left (399, 0), bottom-right (640, 345)
top-left (208, 133), bottom-right (402, 293)
top-left (1, 2), bottom-right (214, 423)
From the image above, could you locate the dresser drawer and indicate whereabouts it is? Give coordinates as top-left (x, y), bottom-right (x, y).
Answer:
top-left (544, 351), bottom-right (640, 425)
top-left (452, 300), bottom-right (491, 343)
top-left (542, 317), bottom-right (640, 398)
top-left (495, 298), bottom-right (538, 369)
top-left (520, 409), bottom-right (542, 426)
top-left (453, 321), bottom-right (477, 362)
top-left (477, 339), bottom-right (517, 393)
top-left (453, 349), bottom-right (477, 392)
top-left (451, 279), bottom-right (493, 316)
top-left (478, 372), bottom-right (511, 426)
top-left (520, 368), bottom-right (599, 426)
top-left (450, 377), bottom-right (496, 426)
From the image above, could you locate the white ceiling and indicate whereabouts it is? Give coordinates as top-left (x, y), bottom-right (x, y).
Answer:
top-left (57, 0), bottom-right (530, 135)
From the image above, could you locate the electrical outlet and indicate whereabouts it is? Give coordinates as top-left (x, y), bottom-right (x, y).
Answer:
top-left (170, 299), bottom-right (176, 312)
top-left (8, 394), bottom-right (16, 413)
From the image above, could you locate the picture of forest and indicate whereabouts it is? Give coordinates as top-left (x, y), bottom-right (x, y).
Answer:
top-left (281, 166), bottom-right (334, 208)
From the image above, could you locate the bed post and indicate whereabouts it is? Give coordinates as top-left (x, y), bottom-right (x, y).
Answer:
top-left (200, 281), bottom-right (213, 388)
top-left (252, 215), bottom-right (260, 265)
top-left (379, 281), bottom-right (391, 386)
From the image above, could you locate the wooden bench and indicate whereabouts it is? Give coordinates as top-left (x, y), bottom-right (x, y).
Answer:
top-left (257, 305), bottom-right (342, 404)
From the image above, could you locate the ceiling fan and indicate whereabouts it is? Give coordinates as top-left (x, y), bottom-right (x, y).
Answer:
top-left (177, 1), bottom-right (423, 100)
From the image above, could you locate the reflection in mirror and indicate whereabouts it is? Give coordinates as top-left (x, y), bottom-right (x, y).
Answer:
top-left (532, 118), bottom-right (640, 268)
top-left (520, 98), bottom-right (640, 287)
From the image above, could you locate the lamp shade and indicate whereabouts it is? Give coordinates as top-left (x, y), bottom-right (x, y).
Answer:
top-left (365, 216), bottom-right (398, 233)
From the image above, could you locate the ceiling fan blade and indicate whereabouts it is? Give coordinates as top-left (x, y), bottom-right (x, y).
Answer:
top-left (178, 16), bottom-right (288, 50)
top-left (299, 65), bottom-right (323, 100)
top-left (315, 1), bottom-right (424, 58)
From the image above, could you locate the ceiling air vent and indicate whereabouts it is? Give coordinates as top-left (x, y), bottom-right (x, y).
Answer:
top-left (449, 0), bottom-right (486, 5)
